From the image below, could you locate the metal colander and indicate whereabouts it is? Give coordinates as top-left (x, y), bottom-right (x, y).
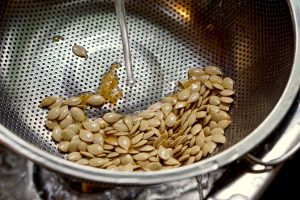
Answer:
top-left (0, 0), bottom-right (300, 185)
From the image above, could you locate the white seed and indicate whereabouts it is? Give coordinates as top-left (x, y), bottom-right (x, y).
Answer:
top-left (174, 101), bottom-right (188, 109)
top-left (158, 146), bottom-right (171, 160)
top-left (71, 135), bottom-right (80, 141)
top-left (103, 144), bottom-right (114, 150)
top-left (190, 145), bottom-right (201, 155)
top-left (133, 153), bottom-right (150, 161)
top-left (162, 96), bottom-right (177, 105)
top-left (219, 103), bottom-right (230, 111)
top-left (188, 67), bottom-right (205, 77)
top-left (223, 77), bottom-right (234, 90)
top-left (52, 126), bottom-right (62, 142)
top-left (203, 126), bottom-right (211, 136)
top-left (67, 124), bottom-right (81, 134)
top-left (132, 116), bottom-right (143, 125)
top-left (113, 120), bottom-right (128, 132)
top-left (204, 80), bottom-right (213, 89)
top-left (209, 96), bottom-right (221, 106)
top-left (83, 121), bottom-right (100, 132)
top-left (138, 110), bottom-right (155, 119)
top-left (131, 132), bottom-right (144, 144)
top-left (64, 97), bottom-right (82, 106)
top-left (130, 121), bottom-right (140, 134)
top-left (124, 115), bottom-right (133, 130)
top-left (68, 152), bottom-right (82, 161)
top-left (218, 120), bottom-right (231, 129)
top-left (178, 154), bottom-right (190, 162)
top-left (212, 133), bottom-right (226, 143)
top-left (76, 158), bottom-right (89, 165)
top-left (165, 157), bottom-right (180, 165)
top-left (178, 79), bottom-right (191, 88)
top-left (213, 83), bottom-right (224, 90)
top-left (69, 107), bottom-right (85, 122)
top-left (138, 145), bottom-right (155, 152)
top-left (143, 130), bottom-right (155, 140)
top-left (155, 111), bottom-right (164, 121)
top-left (68, 139), bottom-right (80, 152)
top-left (191, 124), bottom-right (202, 135)
top-left (61, 128), bottom-right (76, 141)
top-left (205, 66), bottom-right (222, 75)
top-left (72, 44), bottom-right (88, 59)
top-left (59, 114), bottom-right (74, 129)
top-left (103, 112), bottom-right (122, 123)
top-left (180, 109), bottom-right (191, 125)
top-left (78, 141), bottom-right (88, 152)
top-left (209, 121), bottom-right (218, 129)
top-left (58, 141), bottom-right (70, 152)
top-left (89, 158), bottom-right (108, 167)
top-left (39, 96), bottom-right (57, 107)
top-left (188, 81), bottom-right (201, 92)
top-left (209, 75), bottom-right (222, 84)
top-left (161, 103), bottom-right (172, 116)
top-left (86, 95), bottom-right (105, 106)
top-left (49, 96), bottom-right (64, 109)
top-left (172, 144), bottom-right (182, 154)
top-left (133, 139), bottom-right (148, 147)
top-left (218, 111), bottom-right (231, 121)
top-left (118, 136), bottom-right (131, 150)
top-left (187, 92), bottom-right (200, 103)
top-left (195, 134), bottom-right (205, 148)
top-left (208, 108), bottom-right (219, 122)
top-left (220, 96), bottom-right (234, 104)
top-left (87, 144), bottom-right (104, 155)
top-left (195, 150), bottom-right (203, 161)
top-left (184, 156), bottom-right (195, 165)
top-left (47, 106), bottom-right (61, 120)
top-left (147, 118), bottom-right (160, 128)
top-left (165, 112), bottom-right (176, 127)
top-left (148, 102), bottom-right (163, 111)
top-left (93, 133), bottom-right (104, 145)
top-left (139, 120), bottom-right (149, 131)
top-left (146, 162), bottom-right (162, 171)
top-left (107, 152), bottom-right (120, 158)
top-left (58, 105), bottom-right (69, 121)
top-left (207, 105), bottom-right (220, 113)
top-left (196, 111), bottom-right (207, 118)
top-left (120, 154), bottom-right (134, 165)
top-left (187, 113), bottom-right (197, 126)
top-left (211, 127), bottom-right (224, 135)
top-left (45, 119), bottom-right (58, 130)
top-left (80, 151), bottom-right (95, 158)
top-left (220, 89), bottom-right (235, 96)
top-left (183, 147), bottom-right (191, 155)
top-left (199, 74), bottom-right (210, 81)
top-left (120, 163), bottom-right (134, 172)
top-left (206, 141), bottom-right (217, 153)
top-left (105, 136), bottom-right (118, 146)
top-left (178, 88), bottom-right (191, 101)
top-left (95, 118), bottom-right (109, 129)
top-left (79, 129), bottom-right (94, 142)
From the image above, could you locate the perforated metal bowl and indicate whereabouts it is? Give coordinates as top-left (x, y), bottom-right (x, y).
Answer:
top-left (0, 0), bottom-right (300, 185)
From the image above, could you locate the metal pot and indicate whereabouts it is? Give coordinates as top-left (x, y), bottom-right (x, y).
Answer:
top-left (0, 0), bottom-right (300, 185)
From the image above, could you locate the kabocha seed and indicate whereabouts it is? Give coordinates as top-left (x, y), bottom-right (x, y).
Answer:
top-left (40, 65), bottom-right (235, 171)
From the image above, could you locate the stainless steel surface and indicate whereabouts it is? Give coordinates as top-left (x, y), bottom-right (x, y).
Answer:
top-left (1, 0), bottom-right (300, 184)
top-left (115, 0), bottom-right (135, 85)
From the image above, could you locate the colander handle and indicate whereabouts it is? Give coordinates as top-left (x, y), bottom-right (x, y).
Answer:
top-left (245, 142), bottom-right (300, 166)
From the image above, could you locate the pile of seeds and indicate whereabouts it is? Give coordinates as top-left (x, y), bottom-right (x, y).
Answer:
top-left (39, 66), bottom-right (234, 171)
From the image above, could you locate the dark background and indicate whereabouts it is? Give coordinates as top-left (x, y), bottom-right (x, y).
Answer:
top-left (259, 150), bottom-right (300, 200)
